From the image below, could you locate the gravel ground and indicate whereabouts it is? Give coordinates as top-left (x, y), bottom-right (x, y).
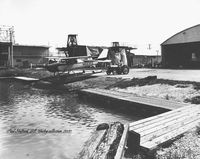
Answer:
top-left (111, 84), bottom-right (199, 103)
top-left (107, 77), bottom-right (200, 159)
top-left (0, 68), bottom-right (52, 78)
top-left (95, 68), bottom-right (200, 82)
top-left (156, 130), bottom-right (200, 159)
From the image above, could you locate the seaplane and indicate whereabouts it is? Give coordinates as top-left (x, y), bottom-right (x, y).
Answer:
top-left (44, 34), bottom-right (102, 76)
top-left (45, 56), bottom-right (98, 76)
top-left (44, 34), bottom-right (134, 77)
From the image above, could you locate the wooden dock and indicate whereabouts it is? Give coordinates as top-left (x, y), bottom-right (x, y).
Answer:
top-left (0, 76), bottom-right (39, 82)
top-left (78, 88), bottom-right (200, 158)
top-left (14, 76), bottom-right (39, 82)
top-left (79, 88), bottom-right (187, 112)
top-left (40, 72), bottom-right (96, 84)
top-left (0, 77), bottom-right (13, 79)
top-left (129, 104), bottom-right (200, 152)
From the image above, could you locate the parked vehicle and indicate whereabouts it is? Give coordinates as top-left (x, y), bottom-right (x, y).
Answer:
top-left (106, 64), bottom-right (129, 75)
top-left (106, 42), bottom-right (130, 75)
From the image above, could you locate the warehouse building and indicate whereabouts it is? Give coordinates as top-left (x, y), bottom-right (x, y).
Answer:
top-left (13, 44), bottom-right (49, 67)
top-left (132, 55), bottom-right (161, 68)
top-left (161, 24), bottom-right (200, 68)
top-left (0, 26), bottom-right (49, 68)
top-left (0, 44), bottom-right (49, 68)
top-left (0, 42), bottom-right (12, 67)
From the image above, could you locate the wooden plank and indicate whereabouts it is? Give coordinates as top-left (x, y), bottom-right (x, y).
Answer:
top-left (132, 106), bottom-right (200, 133)
top-left (115, 124), bottom-right (129, 159)
top-left (92, 122), bottom-right (124, 159)
top-left (77, 122), bottom-right (124, 159)
top-left (126, 130), bottom-right (141, 155)
top-left (139, 112), bottom-right (196, 137)
top-left (90, 89), bottom-right (132, 98)
top-left (141, 112), bottom-right (200, 144)
top-left (142, 113), bottom-right (200, 149)
top-left (0, 77), bottom-right (13, 79)
top-left (14, 76), bottom-right (39, 81)
top-left (77, 130), bottom-right (107, 159)
top-left (96, 88), bottom-right (185, 108)
top-left (131, 107), bottom-right (196, 130)
top-left (86, 88), bottom-right (185, 108)
top-left (127, 104), bottom-right (200, 151)
top-left (93, 88), bottom-right (180, 110)
top-left (125, 96), bottom-right (183, 110)
top-left (129, 104), bottom-right (197, 128)
top-left (132, 110), bottom-right (197, 132)
top-left (82, 89), bottom-right (131, 100)
top-left (81, 88), bottom-right (187, 111)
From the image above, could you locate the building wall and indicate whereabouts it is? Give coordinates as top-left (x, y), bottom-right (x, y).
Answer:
top-left (162, 42), bottom-right (200, 68)
top-left (13, 45), bottom-right (49, 67)
top-left (13, 57), bottom-right (46, 67)
top-left (161, 24), bottom-right (200, 68)
top-left (14, 46), bottom-right (49, 57)
top-left (132, 55), bottom-right (161, 67)
top-left (127, 52), bottom-right (134, 67)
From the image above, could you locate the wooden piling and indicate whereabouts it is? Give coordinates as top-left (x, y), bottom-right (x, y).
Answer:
top-left (76, 122), bottom-right (129, 159)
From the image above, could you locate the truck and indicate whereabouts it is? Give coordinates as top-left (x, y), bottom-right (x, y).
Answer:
top-left (106, 43), bottom-right (129, 75)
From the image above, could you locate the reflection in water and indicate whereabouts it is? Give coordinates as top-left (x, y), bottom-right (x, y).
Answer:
top-left (0, 80), bottom-right (139, 159)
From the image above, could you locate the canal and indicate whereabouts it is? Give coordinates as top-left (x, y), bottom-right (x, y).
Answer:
top-left (0, 80), bottom-right (140, 159)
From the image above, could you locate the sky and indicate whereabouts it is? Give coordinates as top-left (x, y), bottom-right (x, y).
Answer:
top-left (0, 0), bottom-right (200, 54)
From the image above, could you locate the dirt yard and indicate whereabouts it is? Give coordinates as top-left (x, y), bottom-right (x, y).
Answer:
top-left (70, 73), bottom-right (200, 159)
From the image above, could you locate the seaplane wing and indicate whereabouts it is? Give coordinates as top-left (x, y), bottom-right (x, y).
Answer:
top-left (97, 59), bottom-right (111, 63)
top-left (59, 56), bottom-right (91, 60)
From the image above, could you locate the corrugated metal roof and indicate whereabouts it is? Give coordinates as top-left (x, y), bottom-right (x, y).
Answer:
top-left (162, 24), bottom-right (200, 45)
top-left (0, 42), bottom-right (11, 45)
top-left (14, 44), bottom-right (50, 48)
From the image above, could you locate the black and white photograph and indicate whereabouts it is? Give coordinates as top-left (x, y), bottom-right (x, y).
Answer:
top-left (1, 0), bottom-right (200, 158)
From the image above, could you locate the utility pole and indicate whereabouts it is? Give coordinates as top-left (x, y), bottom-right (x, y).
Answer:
top-left (148, 44), bottom-right (151, 50)
top-left (0, 25), bottom-right (15, 67)
top-left (156, 50), bottom-right (159, 65)
top-left (9, 27), bottom-right (14, 67)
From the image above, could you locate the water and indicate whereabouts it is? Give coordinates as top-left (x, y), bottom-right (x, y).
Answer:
top-left (0, 80), bottom-right (140, 159)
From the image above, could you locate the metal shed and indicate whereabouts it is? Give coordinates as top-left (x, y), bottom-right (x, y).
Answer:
top-left (13, 45), bottom-right (49, 67)
top-left (161, 24), bottom-right (200, 68)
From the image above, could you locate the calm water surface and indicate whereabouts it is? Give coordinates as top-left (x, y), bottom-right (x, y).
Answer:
top-left (0, 80), bottom-right (140, 159)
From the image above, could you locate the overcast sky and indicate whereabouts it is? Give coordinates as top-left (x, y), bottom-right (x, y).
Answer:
top-left (0, 0), bottom-right (200, 53)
